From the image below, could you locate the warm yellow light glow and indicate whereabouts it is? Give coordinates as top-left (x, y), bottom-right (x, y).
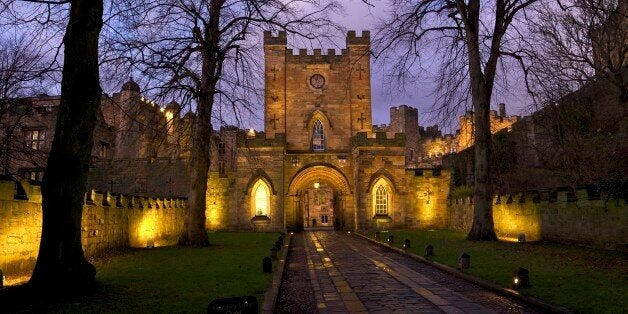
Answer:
top-left (514, 277), bottom-right (519, 284)
top-left (159, 107), bottom-right (165, 112)
top-left (165, 111), bottom-right (174, 121)
top-left (314, 182), bottom-right (320, 189)
top-left (247, 128), bottom-right (255, 137)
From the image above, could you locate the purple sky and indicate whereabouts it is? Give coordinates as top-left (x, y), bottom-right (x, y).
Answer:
top-left (326, 0), bottom-right (532, 133)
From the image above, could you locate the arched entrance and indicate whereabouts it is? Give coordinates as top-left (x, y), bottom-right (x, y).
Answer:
top-left (285, 164), bottom-right (354, 231)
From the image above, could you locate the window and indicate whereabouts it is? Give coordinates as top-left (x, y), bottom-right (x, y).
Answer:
top-left (20, 168), bottom-right (44, 182)
top-left (98, 141), bottom-right (110, 158)
top-left (218, 161), bottom-right (226, 176)
top-left (312, 120), bottom-right (325, 152)
top-left (375, 185), bottom-right (388, 215)
top-left (321, 215), bottom-right (329, 223)
top-left (26, 129), bottom-right (45, 150)
top-left (218, 142), bottom-right (226, 156)
top-left (253, 180), bottom-right (270, 216)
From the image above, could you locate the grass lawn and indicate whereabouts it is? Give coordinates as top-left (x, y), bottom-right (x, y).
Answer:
top-left (363, 229), bottom-right (627, 313)
top-left (1, 232), bottom-right (279, 313)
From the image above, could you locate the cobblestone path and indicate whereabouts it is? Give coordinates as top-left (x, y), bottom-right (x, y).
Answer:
top-left (277, 231), bottom-right (542, 313)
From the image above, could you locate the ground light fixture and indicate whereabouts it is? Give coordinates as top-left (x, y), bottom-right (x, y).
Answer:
top-left (425, 244), bottom-right (434, 256)
top-left (403, 239), bottom-right (411, 249)
top-left (513, 267), bottom-right (530, 288)
top-left (459, 253), bottom-right (470, 269)
top-left (262, 257), bottom-right (272, 273)
top-left (387, 235), bottom-right (394, 244)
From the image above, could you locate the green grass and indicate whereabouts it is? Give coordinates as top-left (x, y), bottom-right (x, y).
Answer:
top-left (2, 232), bottom-right (278, 313)
top-left (364, 229), bottom-right (628, 313)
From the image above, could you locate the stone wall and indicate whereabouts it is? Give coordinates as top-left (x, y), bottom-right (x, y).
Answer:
top-left (0, 179), bottom-right (187, 278)
top-left (448, 189), bottom-right (627, 251)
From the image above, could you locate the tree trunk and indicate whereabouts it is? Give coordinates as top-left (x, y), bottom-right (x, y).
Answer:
top-left (179, 1), bottom-right (223, 246)
top-left (179, 100), bottom-right (211, 246)
top-left (29, 0), bottom-right (103, 291)
top-left (462, 0), bottom-right (498, 241)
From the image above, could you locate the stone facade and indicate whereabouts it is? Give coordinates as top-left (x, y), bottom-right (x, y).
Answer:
top-left (203, 31), bottom-right (452, 232)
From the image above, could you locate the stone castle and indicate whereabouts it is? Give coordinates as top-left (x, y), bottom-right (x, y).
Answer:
top-left (0, 31), bottom-right (532, 233)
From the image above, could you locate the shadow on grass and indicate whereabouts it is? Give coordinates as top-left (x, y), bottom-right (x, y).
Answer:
top-left (0, 232), bottom-right (278, 312)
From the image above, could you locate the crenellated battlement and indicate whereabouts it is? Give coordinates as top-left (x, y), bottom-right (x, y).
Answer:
top-left (0, 178), bottom-right (188, 280)
top-left (448, 185), bottom-right (627, 250)
top-left (352, 132), bottom-right (406, 147)
top-left (285, 48), bottom-right (348, 63)
top-left (263, 30), bottom-right (287, 45)
top-left (346, 30), bottom-right (370, 45)
top-left (237, 130), bottom-right (286, 148)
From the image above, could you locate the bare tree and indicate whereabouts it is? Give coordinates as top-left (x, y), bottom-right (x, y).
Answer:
top-left (22, 0), bottom-right (104, 291)
top-left (110, 0), bottom-right (339, 245)
top-left (372, 0), bottom-right (540, 240)
top-left (528, 0), bottom-right (627, 104)
top-left (0, 36), bottom-right (57, 177)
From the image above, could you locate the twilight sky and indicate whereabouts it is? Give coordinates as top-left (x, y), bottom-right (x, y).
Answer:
top-left (325, 0), bottom-right (531, 133)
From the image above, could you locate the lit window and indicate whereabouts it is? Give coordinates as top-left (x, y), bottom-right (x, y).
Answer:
top-left (26, 129), bottom-right (45, 150)
top-left (312, 120), bottom-right (325, 152)
top-left (375, 185), bottom-right (388, 215)
top-left (98, 141), bottom-right (110, 158)
top-left (253, 181), bottom-right (270, 216)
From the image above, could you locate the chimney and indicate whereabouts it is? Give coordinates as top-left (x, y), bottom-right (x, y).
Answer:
top-left (499, 103), bottom-right (506, 117)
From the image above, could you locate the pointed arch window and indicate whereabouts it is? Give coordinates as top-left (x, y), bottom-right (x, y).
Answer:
top-left (312, 120), bottom-right (325, 152)
top-left (253, 181), bottom-right (270, 216)
top-left (375, 185), bottom-right (388, 215)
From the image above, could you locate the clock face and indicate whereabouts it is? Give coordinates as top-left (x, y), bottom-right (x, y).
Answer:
top-left (310, 74), bottom-right (325, 89)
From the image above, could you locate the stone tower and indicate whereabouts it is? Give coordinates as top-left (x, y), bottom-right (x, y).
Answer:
top-left (389, 105), bottom-right (419, 163)
top-left (263, 30), bottom-right (373, 152)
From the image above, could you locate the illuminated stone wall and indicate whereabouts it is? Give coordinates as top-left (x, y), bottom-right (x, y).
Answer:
top-left (408, 169), bottom-right (451, 229)
top-left (448, 189), bottom-right (627, 251)
top-left (0, 179), bottom-right (187, 278)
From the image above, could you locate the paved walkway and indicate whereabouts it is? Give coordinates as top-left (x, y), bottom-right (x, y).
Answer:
top-left (276, 231), bottom-right (541, 313)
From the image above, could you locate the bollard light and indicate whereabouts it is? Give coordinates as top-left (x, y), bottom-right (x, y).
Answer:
top-left (403, 239), bottom-right (411, 250)
top-left (424, 244), bottom-right (434, 256)
top-left (513, 267), bottom-right (530, 288)
top-left (387, 235), bottom-right (394, 244)
top-left (517, 233), bottom-right (526, 243)
top-left (263, 257), bottom-right (272, 273)
top-left (147, 238), bottom-right (155, 249)
top-left (270, 247), bottom-right (279, 259)
top-left (459, 253), bottom-right (470, 269)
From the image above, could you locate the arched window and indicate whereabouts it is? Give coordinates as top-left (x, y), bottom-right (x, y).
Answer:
top-left (312, 120), bottom-right (325, 152)
top-left (253, 181), bottom-right (270, 216)
top-left (375, 185), bottom-right (388, 215)
top-left (371, 177), bottom-right (392, 216)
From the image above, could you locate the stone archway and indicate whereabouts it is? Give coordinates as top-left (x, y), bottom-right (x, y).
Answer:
top-left (285, 164), bottom-right (354, 231)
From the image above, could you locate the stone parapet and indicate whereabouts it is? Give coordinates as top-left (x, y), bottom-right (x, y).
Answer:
top-left (352, 132), bottom-right (406, 147)
top-left (0, 179), bottom-right (187, 280)
top-left (448, 186), bottom-right (627, 251)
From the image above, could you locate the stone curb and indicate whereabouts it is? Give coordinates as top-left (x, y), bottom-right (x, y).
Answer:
top-left (262, 234), bottom-right (292, 314)
top-left (354, 232), bottom-right (573, 314)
